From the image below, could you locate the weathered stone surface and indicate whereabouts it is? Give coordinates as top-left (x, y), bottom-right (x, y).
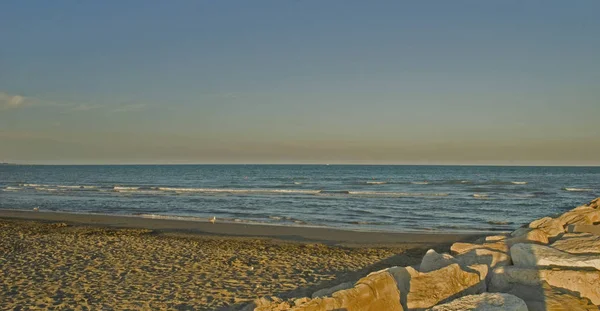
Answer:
top-left (455, 248), bottom-right (512, 270)
top-left (484, 235), bottom-right (509, 242)
top-left (245, 296), bottom-right (292, 311)
top-left (311, 281), bottom-right (354, 298)
top-left (510, 228), bottom-right (550, 244)
top-left (451, 231), bottom-right (548, 257)
top-left (556, 207), bottom-right (600, 227)
top-left (420, 249), bottom-right (457, 273)
top-left (511, 243), bottom-right (600, 270)
top-left (426, 293), bottom-right (528, 311)
top-left (497, 282), bottom-right (598, 311)
top-left (451, 242), bottom-right (509, 255)
top-left (530, 202), bottom-right (600, 239)
top-left (567, 224), bottom-right (600, 235)
top-left (389, 263), bottom-right (487, 310)
top-left (528, 217), bottom-right (565, 238)
top-left (550, 233), bottom-right (600, 254)
top-left (291, 269), bottom-right (403, 311)
top-left (489, 266), bottom-right (600, 304)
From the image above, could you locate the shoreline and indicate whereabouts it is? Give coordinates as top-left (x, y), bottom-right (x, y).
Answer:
top-left (0, 209), bottom-right (485, 247)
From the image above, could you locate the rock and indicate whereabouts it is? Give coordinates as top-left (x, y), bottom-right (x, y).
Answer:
top-left (556, 207), bottom-right (600, 228)
top-left (550, 233), bottom-right (600, 254)
top-left (528, 217), bottom-right (565, 238)
top-left (388, 263), bottom-right (487, 310)
top-left (586, 197), bottom-right (600, 209)
top-left (246, 296), bottom-right (292, 311)
top-left (511, 243), bottom-right (600, 270)
top-left (489, 266), bottom-right (600, 305)
top-left (510, 228), bottom-right (549, 244)
top-left (291, 269), bottom-right (403, 311)
top-left (420, 249), bottom-right (457, 273)
top-left (451, 242), bottom-right (509, 255)
top-left (426, 293), bottom-right (528, 311)
top-left (567, 224), bottom-right (600, 235)
top-left (421, 248), bottom-right (510, 274)
top-left (497, 282), bottom-right (598, 311)
top-left (454, 248), bottom-right (512, 270)
top-left (484, 235), bottom-right (508, 242)
top-left (511, 227), bottom-right (532, 237)
top-left (451, 230), bottom-right (548, 257)
top-left (311, 282), bottom-right (354, 298)
top-left (530, 203), bottom-right (600, 239)
top-left (293, 298), bottom-right (311, 306)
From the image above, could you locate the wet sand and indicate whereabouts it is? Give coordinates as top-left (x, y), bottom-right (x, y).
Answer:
top-left (0, 210), bottom-right (483, 310)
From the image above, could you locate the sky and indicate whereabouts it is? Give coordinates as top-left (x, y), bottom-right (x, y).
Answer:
top-left (1, 1), bottom-right (599, 165)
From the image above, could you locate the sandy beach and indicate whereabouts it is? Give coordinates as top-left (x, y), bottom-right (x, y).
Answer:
top-left (0, 210), bottom-right (482, 310)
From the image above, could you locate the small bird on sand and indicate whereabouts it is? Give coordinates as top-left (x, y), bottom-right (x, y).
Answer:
top-left (33, 207), bottom-right (39, 212)
top-left (210, 216), bottom-right (216, 224)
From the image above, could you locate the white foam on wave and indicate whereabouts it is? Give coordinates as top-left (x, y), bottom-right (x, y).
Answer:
top-left (3, 186), bottom-right (22, 191)
top-left (564, 187), bottom-right (593, 192)
top-left (348, 191), bottom-right (449, 197)
top-left (114, 186), bottom-right (141, 191)
top-left (411, 181), bottom-right (430, 185)
top-left (366, 181), bottom-right (387, 185)
top-left (22, 183), bottom-right (45, 187)
top-left (473, 193), bottom-right (489, 198)
top-left (511, 181), bottom-right (528, 185)
top-left (158, 187), bottom-right (320, 195)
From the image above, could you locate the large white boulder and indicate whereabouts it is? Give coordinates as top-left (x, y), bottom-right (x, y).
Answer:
top-left (426, 293), bottom-right (528, 311)
top-left (510, 243), bottom-right (600, 270)
top-left (489, 266), bottom-right (600, 305)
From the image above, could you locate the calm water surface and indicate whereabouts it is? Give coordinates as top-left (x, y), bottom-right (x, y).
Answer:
top-left (1, 165), bottom-right (598, 233)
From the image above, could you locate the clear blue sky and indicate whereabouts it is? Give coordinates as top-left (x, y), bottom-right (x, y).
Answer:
top-left (1, 1), bottom-right (599, 164)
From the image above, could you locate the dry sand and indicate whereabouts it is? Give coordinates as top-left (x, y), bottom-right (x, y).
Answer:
top-left (0, 210), bottom-right (482, 310)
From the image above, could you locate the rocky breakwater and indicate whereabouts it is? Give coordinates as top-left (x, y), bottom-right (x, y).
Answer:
top-left (243, 198), bottom-right (600, 311)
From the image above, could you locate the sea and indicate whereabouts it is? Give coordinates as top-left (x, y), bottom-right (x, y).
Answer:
top-left (0, 165), bottom-right (598, 233)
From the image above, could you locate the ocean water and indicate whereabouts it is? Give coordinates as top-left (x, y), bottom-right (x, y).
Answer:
top-left (0, 165), bottom-right (598, 233)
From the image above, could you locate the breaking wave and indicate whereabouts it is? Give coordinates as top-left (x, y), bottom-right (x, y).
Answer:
top-left (564, 187), bottom-right (593, 192)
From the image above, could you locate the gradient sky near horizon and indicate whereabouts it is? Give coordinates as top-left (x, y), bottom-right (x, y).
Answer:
top-left (1, 1), bottom-right (599, 165)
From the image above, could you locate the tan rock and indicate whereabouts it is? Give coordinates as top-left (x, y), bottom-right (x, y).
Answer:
top-left (420, 249), bottom-right (457, 273)
top-left (484, 235), bottom-right (509, 242)
top-left (311, 282), bottom-right (354, 298)
top-left (451, 242), bottom-right (509, 255)
top-left (567, 224), bottom-right (600, 235)
top-left (528, 217), bottom-right (566, 238)
top-left (496, 282), bottom-right (598, 311)
top-left (389, 263), bottom-right (487, 310)
top-left (550, 233), bottom-right (600, 254)
top-left (489, 266), bottom-right (600, 304)
top-left (455, 248), bottom-right (511, 270)
top-left (451, 231), bottom-right (548, 257)
top-left (426, 293), bottom-right (528, 311)
top-left (293, 298), bottom-right (311, 307)
top-left (247, 296), bottom-right (292, 311)
top-left (510, 228), bottom-right (549, 244)
top-left (556, 207), bottom-right (600, 228)
top-left (511, 243), bottom-right (600, 270)
top-left (291, 269), bottom-right (403, 311)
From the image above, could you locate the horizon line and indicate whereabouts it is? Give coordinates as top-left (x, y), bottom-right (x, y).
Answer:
top-left (3, 162), bottom-right (600, 167)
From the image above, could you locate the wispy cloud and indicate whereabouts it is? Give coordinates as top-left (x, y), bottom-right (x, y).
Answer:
top-left (111, 103), bottom-right (146, 113)
top-left (0, 92), bottom-right (27, 109)
top-left (69, 104), bottom-right (102, 112)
